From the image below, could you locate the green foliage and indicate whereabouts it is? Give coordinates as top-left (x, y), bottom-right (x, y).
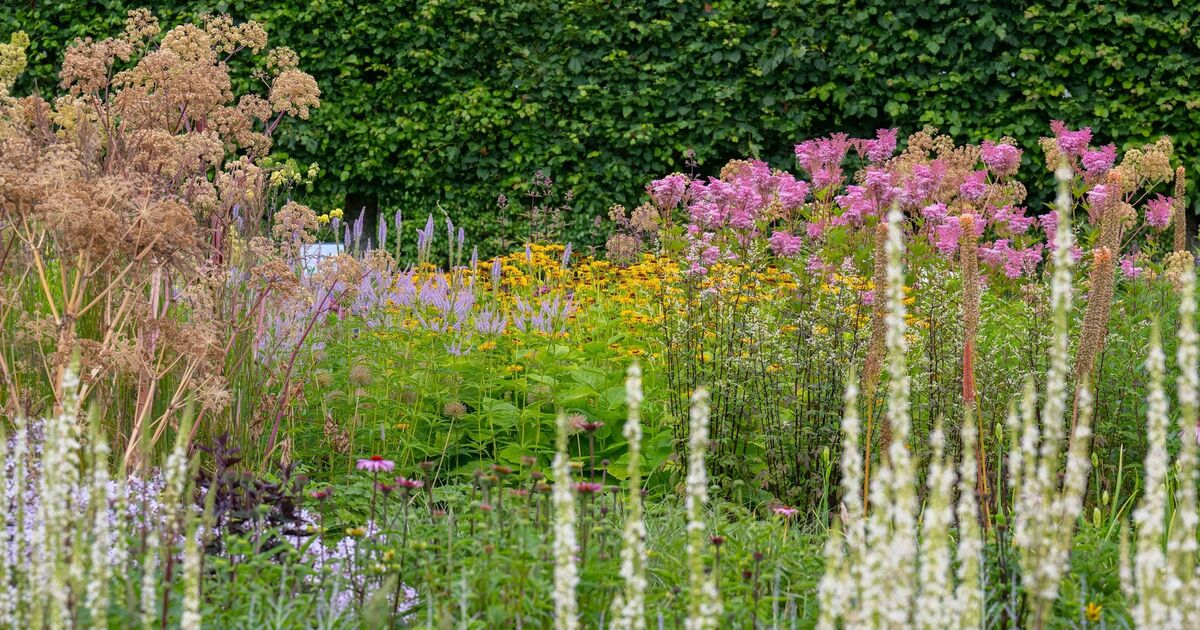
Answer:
top-left (7, 1), bottom-right (1200, 251)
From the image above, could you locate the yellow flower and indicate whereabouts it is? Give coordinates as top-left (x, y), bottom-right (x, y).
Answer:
top-left (330, 207), bottom-right (344, 219)
top-left (479, 340), bottom-right (497, 351)
top-left (393, 422), bottom-right (410, 430)
top-left (506, 364), bottom-right (524, 373)
top-left (1085, 602), bottom-right (1102, 622)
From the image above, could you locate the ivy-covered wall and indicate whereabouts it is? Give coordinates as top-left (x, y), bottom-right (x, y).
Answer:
top-left (4, 1), bottom-right (1199, 251)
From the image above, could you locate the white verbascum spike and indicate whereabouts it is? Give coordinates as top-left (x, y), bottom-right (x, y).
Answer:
top-left (611, 363), bottom-right (648, 630)
top-left (1132, 326), bottom-right (1173, 629)
top-left (1014, 163), bottom-right (1092, 629)
top-left (955, 409), bottom-right (984, 627)
top-left (883, 208), bottom-right (917, 626)
top-left (552, 412), bottom-right (579, 630)
top-left (1171, 265), bottom-right (1199, 626)
top-left (684, 388), bottom-right (721, 630)
top-left (915, 423), bottom-right (954, 630)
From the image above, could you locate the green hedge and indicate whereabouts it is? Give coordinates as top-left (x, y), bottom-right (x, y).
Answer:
top-left (4, 1), bottom-right (1200, 251)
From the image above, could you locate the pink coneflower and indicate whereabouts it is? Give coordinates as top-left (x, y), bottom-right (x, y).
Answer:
top-left (570, 416), bottom-right (604, 433)
top-left (395, 476), bottom-right (424, 490)
top-left (357, 455), bottom-right (395, 473)
top-left (309, 488), bottom-right (332, 501)
top-left (575, 482), bottom-right (604, 494)
top-left (376, 481), bottom-right (396, 494)
top-left (773, 505), bottom-right (799, 518)
top-left (478, 502), bottom-right (494, 513)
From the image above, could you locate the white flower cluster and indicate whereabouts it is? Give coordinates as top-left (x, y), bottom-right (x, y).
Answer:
top-left (610, 363), bottom-right (648, 630)
top-left (1010, 165), bottom-right (1094, 627)
top-left (0, 368), bottom-right (189, 628)
top-left (1124, 266), bottom-right (1200, 629)
top-left (684, 387), bottom-right (721, 629)
top-left (552, 412), bottom-right (579, 630)
top-left (818, 209), bottom-right (982, 629)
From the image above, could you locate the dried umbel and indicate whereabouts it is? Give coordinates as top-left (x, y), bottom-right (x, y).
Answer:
top-left (0, 11), bottom-right (323, 466)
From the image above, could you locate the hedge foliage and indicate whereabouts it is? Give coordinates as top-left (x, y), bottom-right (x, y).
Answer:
top-left (4, 0), bottom-right (1200, 251)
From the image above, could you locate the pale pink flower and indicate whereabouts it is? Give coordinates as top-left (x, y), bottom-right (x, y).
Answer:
top-left (356, 455), bottom-right (395, 473)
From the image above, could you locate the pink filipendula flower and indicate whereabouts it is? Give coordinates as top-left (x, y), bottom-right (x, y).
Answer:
top-left (933, 217), bottom-right (962, 256)
top-left (648, 174), bottom-right (688, 209)
top-left (1040, 211), bottom-right (1059, 241)
top-left (1119, 255), bottom-right (1144, 279)
top-left (1146, 194), bottom-right (1174, 230)
top-left (980, 242), bottom-right (1043, 279)
top-left (776, 174), bottom-right (810, 211)
top-left (856, 128), bottom-right (899, 163)
top-left (834, 185), bottom-right (880, 226)
top-left (920, 202), bottom-right (949, 222)
top-left (959, 170), bottom-right (989, 201)
top-left (979, 239), bottom-right (1009, 268)
top-left (1082, 144), bottom-right (1117, 175)
top-left (728, 208), bottom-right (757, 230)
top-left (1049, 120), bottom-right (1094, 158)
top-left (805, 220), bottom-right (825, 240)
top-left (861, 290), bottom-right (876, 306)
top-left (993, 205), bottom-right (1035, 234)
top-left (900, 161), bottom-right (947, 206)
top-left (768, 230), bottom-right (804, 258)
top-left (795, 133), bottom-right (852, 187)
top-left (689, 200), bottom-right (723, 229)
top-left (981, 140), bottom-right (1022, 177)
top-left (1086, 184), bottom-right (1116, 212)
top-left (357, 455), bottom-right (395, 473)
top-left (806, 254), bottom-right (827, 274)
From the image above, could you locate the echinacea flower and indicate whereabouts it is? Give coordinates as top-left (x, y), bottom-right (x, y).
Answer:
top-left (356, 455), bottom-right (395, 473)
top-left (391, 477), bottom-right (420, 490)
top-left (575, 482), bottom-right (604, 494)
top-left (980, 140), bottom-right (1022, 177)
top-left (773, 505), bottom-right (799, 518)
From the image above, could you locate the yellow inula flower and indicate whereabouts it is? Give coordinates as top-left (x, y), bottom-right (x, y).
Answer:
top-left (1085, 602), bottom-right (1102, 622)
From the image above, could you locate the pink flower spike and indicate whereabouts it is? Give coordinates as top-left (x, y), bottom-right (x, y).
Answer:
top-left (356, 455), bottom-right (396, 473)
